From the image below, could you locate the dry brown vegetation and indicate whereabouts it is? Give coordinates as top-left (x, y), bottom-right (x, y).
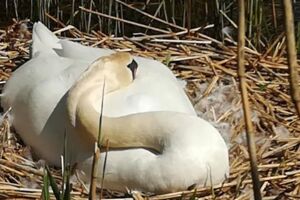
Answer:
top-left (0, 2), bottom-right (300, 199)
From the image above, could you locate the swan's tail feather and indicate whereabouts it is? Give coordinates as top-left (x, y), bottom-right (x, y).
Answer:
top-left (31, 22), bottom-right (62, 57)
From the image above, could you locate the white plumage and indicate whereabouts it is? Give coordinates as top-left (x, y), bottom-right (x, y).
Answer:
top-left (1, 22), bottom-right (229, 193)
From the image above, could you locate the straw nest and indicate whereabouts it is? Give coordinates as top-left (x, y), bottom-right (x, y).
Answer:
top-left (0, 19), bottom-right (300, 200)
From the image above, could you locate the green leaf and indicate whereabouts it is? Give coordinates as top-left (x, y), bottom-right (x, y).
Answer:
top-left (42, 168), bottom-right (50, 200)
top-left (162, 54), bottom-right (172, 67)
top-left (46, 166), bottom-right (61, 200)
top-left (63, 178), bottom-right (72, 200)
top-left (63, 165), bottom-right (72, 200)
top-left (258, 83), bottom-right (267, 91)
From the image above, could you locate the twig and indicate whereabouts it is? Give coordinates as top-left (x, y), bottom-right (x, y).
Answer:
top-left (150, 175), bottom-right (287, 200)
top-left (282, 0), bottom-right (300, 117)
top-left (237, 1), bottom-right (262, 200)
top-left (187, 0), bottom-right (191, 33)
top-left (79, 6), bottom-right (171, 34)
top-left (115, 0), bottom-right (186, 31)
top-left (123, 36), bottom-right (152, 51)
top-left (0, 159), bottom-right (43, 177)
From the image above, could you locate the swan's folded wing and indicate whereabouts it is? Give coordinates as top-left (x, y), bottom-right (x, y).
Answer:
top-left (2, 53), bottom-right (62, 110)
top-left (55, 40), bottom-right (114, 62)
top-left (2, 55), bottom-right (90, 165)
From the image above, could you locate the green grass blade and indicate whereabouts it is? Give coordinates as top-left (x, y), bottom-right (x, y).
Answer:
top-left (42, 168), bottom-right (50, 200)
top-left (46, 166), bottom-right (61, 200)
top-left (97, 80), bottom-right (105, 146)
top-left (63, 165), bottom-right (72, 200)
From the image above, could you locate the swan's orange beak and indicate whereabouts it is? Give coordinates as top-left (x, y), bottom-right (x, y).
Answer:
top-left (127, 59), bottom-right (138, 80)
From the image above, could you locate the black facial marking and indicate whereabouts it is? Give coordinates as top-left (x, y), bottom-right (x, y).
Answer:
top-left (127, 59), bottom-right (138, 80)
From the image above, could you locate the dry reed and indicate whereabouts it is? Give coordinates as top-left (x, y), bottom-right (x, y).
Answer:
top-left (237, 0), bottom-right (261, 199)
top-left (0, 4), bottom-right (300, 199)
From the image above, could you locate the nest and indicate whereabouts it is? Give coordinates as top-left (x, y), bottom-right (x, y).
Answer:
top-left (0, 19), bottom-right (300, 200)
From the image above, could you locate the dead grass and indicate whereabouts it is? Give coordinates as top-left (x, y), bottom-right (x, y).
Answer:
top-left (0, 18), bottom-right (300, 200)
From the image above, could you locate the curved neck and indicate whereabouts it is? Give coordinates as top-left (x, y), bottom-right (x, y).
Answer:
top-left (67, 69), bottom-right (164, 153)
top-left (76, 94), bottom-right (165, 153)
top-left (67, 65), bottom-right (105, 126)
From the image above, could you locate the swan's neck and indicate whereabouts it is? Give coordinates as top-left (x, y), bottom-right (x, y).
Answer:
top-left (76, 91), bottom-right (165, 153)
top-left (67, 65), bottom-right (104, 126)
top-left (67, 69), bottom-right (164, 153)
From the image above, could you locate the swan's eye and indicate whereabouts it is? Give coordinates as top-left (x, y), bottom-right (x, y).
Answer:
top-left (127, 59), bottom-right (138, 80)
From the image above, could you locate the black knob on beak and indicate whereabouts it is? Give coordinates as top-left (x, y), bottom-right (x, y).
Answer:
top-left (127, 59), bottom-right (138, 80)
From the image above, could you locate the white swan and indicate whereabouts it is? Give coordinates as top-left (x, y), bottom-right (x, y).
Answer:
top-left (1, 22), bottom-right (196, 165)
top-left (1, 22), bottom-right (229, 193)
top-left (32, 22), bottom-right (196, 117)
top-left (67, 52), bottom-right (229, 193)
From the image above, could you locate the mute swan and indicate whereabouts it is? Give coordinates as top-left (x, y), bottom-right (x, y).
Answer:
top-left (1, 22), bottom-right (229, 193)
top-left (32, 22), bottom-right (196, 117)
top-left (1, 22), bottom-right (196, 165)
top-left (67, 52), bottom-right (229, 193)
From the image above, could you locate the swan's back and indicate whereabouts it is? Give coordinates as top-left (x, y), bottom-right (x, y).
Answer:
top-left (56, 40), bottom-right (114, 61)
top-left (53, 32), bottom-right (195, 116)
top-left (31, 22), bottom-right (196, 116)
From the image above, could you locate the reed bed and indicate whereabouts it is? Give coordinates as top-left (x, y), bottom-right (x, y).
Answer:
top-left (0, 9), bottom-right (300, 200)
top-left (1, 0), bottom-right (298, 51)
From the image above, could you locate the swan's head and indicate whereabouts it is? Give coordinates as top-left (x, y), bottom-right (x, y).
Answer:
top-left (71, 52), bottom-right (138, 92)
top-left (111, 52), bottom-right (138, 80)
top-left (98, 52), bottom-right (138, 87)
top-left (67, 52), bottom-right (138, 126)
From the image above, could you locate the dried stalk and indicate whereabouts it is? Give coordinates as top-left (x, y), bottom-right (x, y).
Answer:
top-left (237, 1), bottom-right (262, 200)
top-left (115, 0), bottom-right (186, 31)
top-left (282, 0), bottom-right (300, 118)
top-left (2, 16), bottom-right (300, 200)
top-left (79, 6), bottom-right (171, 34)
top-left (187, 0), bottom-right (191, 33)
top-left (89, 143), bottom-right (100, 200)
